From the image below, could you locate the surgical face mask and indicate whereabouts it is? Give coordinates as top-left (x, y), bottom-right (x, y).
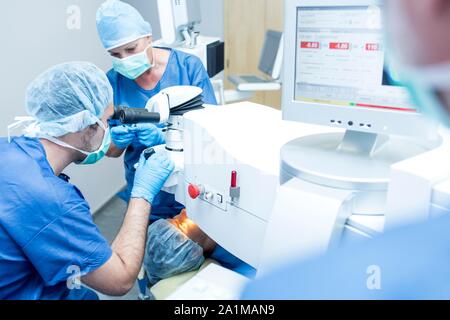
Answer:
top-left (112, 45), bottom-right (155, 80)
top-left (44, 120), bottom-right (111, 165)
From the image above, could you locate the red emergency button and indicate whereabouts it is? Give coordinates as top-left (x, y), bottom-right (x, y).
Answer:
top-left (188, 184), bottom-right (202, 199)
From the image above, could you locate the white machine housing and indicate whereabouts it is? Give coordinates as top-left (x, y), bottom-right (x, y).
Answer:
top-left (386, 130), bottom-right (450, 229)
top-left (163, 102), bottom-right (450, 276)
top-left (157, 0), bottom-right (201, 46)
top-left (178, 103), bottom-right (386, 268)
top-left (180, 103), bottom-right (317, 267)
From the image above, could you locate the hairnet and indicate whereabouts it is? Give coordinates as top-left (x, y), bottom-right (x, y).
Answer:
top-left (96, 0), bottom-right (153, 51)
top-left (25, 62), bottom-right (113, 138)
top-left (144, 219), bottom-right (205, 286)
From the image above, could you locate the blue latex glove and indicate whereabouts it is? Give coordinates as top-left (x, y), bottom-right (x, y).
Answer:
top-left (111, 125), bottom-right (135, 150)
top-left (133, 123), bottom-right (165, 147)
top-left (131, 152), bottom-right (175, 204)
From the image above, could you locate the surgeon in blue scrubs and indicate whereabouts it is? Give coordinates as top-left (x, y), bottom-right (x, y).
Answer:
top-left (0, 62), bottom-right (174, 299)
top-left (96, 0), bottom-right (255, 278)
top-left (243, 0), bottom-right (450, 299)
top-left (96, 0), bottom-right (217, 220)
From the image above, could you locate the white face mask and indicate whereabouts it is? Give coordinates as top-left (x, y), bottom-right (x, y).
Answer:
top-left (7, 117), bottom-right (111, 165)
top-left (111, 45), bottom-right (155, 80)
top-left (42, 120), bottom-right (111, 165)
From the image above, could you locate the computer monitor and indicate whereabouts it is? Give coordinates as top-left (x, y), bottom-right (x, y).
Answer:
top-left (283, 0), bottom-right (436, 140)
top-left (259, 30), bottom-right (284, 80)
top-left (280, 0), bottom-right (438, 192)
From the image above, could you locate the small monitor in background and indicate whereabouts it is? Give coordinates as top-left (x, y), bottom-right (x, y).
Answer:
top-left (259, 30), bottom-right (284, 79)
top-left (228, 30), bottom-right (284, 92)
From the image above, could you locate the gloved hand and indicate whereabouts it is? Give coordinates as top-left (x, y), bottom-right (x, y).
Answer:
top-left (133, 123), bottom-right (166, 147)
top-left (131, 152), bottom-right (175, 205)
top-left (111, 125), bottom-right (135, 150)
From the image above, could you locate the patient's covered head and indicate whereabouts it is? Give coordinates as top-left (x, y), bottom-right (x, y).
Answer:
top-left (144, 214), bottom-right (206, 286)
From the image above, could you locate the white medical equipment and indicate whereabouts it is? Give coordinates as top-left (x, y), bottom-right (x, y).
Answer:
top-left (155, 100), bottom-right (449, 299)
top-left (167, 264), bottom-right (249, 300)
top-left (150, 0), bottom-right (450, 299)
top-left (386, 132), bottom-right (450, 229)
top-left (116, 85), bottom-right (203, 198)
top-left (144, 86), bottom-right (203, 193)
top-left (154, 0), bottom-right (224, 79)
top-left (256, 0), bottom-right (445, 274)
top-left (156, 0), bottom-right (202, 48)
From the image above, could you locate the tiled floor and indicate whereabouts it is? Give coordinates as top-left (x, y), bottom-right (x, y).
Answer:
top-left (93, 196), bottom-right (141, 300)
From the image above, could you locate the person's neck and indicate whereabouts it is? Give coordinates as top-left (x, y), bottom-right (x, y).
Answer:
top-left (39, 138), bottom-right (78, 176)
top-left (135, 69), bottom-right (156, 90)
top-left (135, 48), bottom-right (168, 90)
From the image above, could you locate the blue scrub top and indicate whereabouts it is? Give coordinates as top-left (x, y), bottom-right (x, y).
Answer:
top-left (108, 48), bottom-right (218, 221)
top-left (0, 137), bottom-right (112, 300)
top-left (242, 214), bottom-right (450, 299)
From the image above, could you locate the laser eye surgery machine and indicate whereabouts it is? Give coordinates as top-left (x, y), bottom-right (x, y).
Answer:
top-left (144, 0), bottom-right (450, 299)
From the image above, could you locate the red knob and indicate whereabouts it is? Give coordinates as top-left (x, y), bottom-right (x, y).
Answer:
top-left (188, 184), bottom-right (202, 199)
top-left (231, 171), bottom-right (238, 188)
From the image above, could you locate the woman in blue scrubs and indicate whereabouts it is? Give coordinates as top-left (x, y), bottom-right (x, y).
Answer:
top-left (96, 1), bottom-right (255, 278)
top-left (96, 0), bottom-right (217, 222)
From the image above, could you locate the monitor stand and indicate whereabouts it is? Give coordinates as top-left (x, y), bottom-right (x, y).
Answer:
top-left (280, 130), bottom-right (436, 192)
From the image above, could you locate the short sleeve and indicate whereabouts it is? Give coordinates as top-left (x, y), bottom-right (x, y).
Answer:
top-left (22, 195), bottom-right (112, 286)
top-left (106, 69), bottom-right (120, 106)
top-left (187, 56), bottom-right (218, 105)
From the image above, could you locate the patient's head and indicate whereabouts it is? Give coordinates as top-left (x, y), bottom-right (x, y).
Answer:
top-left (144, 210), bottom-right (216, 286)
top-left (169, 210), bottom-right (217, 254)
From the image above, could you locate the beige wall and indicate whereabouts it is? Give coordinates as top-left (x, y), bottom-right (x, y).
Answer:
top-left (224, 0), bottom-right (284, 109)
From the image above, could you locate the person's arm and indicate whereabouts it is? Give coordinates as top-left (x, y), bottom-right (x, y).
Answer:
top-left (107, 143), bottom-right (126, 158)
top-left (82, 199), bottom-right (150, 296)
top-left (82, 152), bottom-right (174, 296)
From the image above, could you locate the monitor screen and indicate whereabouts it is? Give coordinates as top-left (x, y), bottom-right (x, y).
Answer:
top-left (259, 30), bottom-right (283, 77)
top-left (294, 5), bottom-right (415, 113)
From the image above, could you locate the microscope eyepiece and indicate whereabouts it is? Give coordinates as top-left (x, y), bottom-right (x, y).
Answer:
top-left (113, 107), bottom-right (161, 125)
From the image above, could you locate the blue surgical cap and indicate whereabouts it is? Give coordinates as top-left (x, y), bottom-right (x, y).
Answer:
top-left (26, 62), bottom-right (113, 137)
top-left (144, 219), bottom-right (205, 286)
top-left (96, 0), bottom-right (153, 51)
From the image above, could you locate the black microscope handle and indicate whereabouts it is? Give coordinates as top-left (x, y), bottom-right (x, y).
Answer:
top-left (115, 107), bottom-right (161, 124)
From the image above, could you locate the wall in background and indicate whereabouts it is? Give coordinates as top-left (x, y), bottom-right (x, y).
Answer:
top-left (0, 0), bottom-right (125, 213)
top-left (224, 0), bottom-right (284, 109)
top-left (126, 0), bottom-right (224, 40)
